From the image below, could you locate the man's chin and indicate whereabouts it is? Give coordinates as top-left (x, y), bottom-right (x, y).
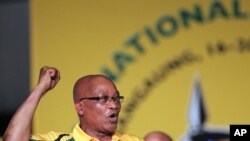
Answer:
top-left (105, 124), bottom-right (117, 133)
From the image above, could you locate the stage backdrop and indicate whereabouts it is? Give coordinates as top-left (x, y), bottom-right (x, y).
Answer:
top-left (31, 0), bottom-right (250, 140)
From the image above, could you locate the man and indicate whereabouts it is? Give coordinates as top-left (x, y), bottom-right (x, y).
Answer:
top-left (144, 131), bottom-right (173, 141)
top-left (3, 66), bottom-right (143, 141)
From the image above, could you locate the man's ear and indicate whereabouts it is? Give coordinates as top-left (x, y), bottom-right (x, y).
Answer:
top-left (75, 102), bottom-right (84, 116)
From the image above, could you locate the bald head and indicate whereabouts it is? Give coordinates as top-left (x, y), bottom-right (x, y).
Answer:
top-left (73, 74), bottom-right (121, 136)
top-left (73, 74), bottom-right (114, 103)
top-left (144, 131), bottom-right (173, 141)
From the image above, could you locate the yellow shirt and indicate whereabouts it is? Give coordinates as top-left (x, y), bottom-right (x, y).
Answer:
top-left (31, 124), bottom-right (143, 141)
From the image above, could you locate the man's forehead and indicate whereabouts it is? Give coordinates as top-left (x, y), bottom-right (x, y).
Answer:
top-left (90, 82), bottom-right (118, 95)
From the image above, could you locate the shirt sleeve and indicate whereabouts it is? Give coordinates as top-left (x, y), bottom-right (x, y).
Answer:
top-left (30, 131), bottom-right (72, 141)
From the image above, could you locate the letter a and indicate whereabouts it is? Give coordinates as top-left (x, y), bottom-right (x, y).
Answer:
top-left (234, 129), bottom-right (241, 136)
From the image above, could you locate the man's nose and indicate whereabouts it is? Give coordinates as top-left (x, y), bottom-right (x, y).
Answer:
top-left (107, 99), bottom-right (120, 109)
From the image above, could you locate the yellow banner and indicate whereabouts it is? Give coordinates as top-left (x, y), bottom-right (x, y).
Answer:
top-left (31, 0), bottom-right (250, 140)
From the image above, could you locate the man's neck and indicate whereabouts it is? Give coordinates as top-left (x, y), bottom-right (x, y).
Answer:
top-left (80, 124), bottom-right (113, 141)
top-left (99, 136), bottom-right (113, 141)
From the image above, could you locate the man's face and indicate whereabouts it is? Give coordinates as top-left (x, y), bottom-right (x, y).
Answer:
top-left (79, 77), bottom-right (121, 134)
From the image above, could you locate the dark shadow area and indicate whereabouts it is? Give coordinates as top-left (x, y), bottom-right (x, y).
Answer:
top-left (0, 0), bottom-right (27, 3)
top-left (0, 113), bottom-right (13, 135)
top-left (0, 1), bottom-right (30, 137)
top-left (193, 132), bottom-right (229, 141)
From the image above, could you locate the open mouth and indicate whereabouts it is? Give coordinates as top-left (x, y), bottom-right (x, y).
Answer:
top-left (108, 113), bottom-right (118, 123)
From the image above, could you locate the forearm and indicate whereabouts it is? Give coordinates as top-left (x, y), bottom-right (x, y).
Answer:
top-left (3, 66), bottom-right (60, 141)
top-left (3, 85), bottom-right (45, 141)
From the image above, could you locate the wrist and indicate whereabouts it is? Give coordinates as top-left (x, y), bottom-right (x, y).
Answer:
top-left (33, 84), bottom-right (48, 97)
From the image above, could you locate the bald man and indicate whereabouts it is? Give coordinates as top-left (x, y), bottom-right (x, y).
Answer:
top-left (144, 131), bottom-right (173, 141)
top-left (4, 66), bottom-right (143, 141)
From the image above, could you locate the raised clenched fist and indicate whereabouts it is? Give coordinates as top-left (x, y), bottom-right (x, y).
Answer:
top-left (37, 66), bottom-right (61, 93)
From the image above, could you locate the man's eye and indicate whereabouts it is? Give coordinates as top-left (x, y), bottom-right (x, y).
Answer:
top-left (99, 96), bottom-right (108, 102)
top-left (112, 96), bottom-right (118, 101)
